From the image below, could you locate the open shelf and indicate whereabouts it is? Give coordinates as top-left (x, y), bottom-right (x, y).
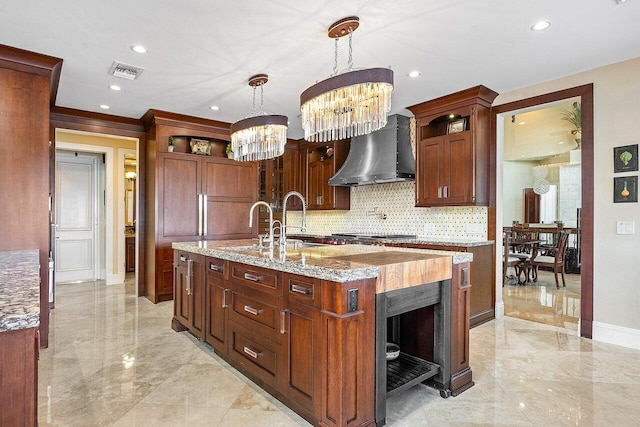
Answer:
top-left (386, 352), bottom-right (440, 397)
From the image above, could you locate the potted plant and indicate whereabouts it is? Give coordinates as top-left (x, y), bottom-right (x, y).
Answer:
top-left (561, 102), bottom-right (581, 149)
top-left (168, 135), bottom-right (175, 152)
top-left (226, 143), bottom-right (234, 159)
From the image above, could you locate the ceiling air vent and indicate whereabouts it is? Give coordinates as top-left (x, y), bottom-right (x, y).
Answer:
top-left (108, 61), bottom-right (144, 80)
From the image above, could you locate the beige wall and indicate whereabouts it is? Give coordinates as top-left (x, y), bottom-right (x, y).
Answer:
top-left (495, 57), bottom-right (640, 346)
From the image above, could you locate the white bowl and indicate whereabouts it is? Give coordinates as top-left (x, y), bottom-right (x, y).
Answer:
top-left (386, 343), bottom-right (400, 360)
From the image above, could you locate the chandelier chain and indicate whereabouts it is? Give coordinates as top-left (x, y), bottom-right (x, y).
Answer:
top-left (348, 26), bottom-right (353, 70)
top-left (260, 82), bottom-right (264, 111)
top-left (251, 85), bottom-right (257, 113)
top-left (333, 37), bottom-right (339, 75)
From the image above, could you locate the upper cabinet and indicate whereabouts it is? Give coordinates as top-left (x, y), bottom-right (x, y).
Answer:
top-left (304, 141), bottom-right (350, 210)
top-left (408, 86), bottom-right (498, 207)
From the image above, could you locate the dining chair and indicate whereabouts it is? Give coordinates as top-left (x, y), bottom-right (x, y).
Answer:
top-left (529, 229), bottom-right (570, 288)
top-left (503, 230), bottom-right (524, 286)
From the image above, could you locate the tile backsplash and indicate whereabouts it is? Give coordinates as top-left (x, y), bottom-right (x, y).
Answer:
top-left (287, 181), bottom-right (488, 239)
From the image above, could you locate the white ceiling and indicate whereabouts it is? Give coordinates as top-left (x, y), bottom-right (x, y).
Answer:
top-left (3, 0), bottom-right (640, 139)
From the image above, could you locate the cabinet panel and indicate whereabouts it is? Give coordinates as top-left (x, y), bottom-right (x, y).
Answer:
top-left (307, 161), bottom-right (326, 209)
top-left (445, 132), bottom-right (473, 204)
top-left (230, 262), bottom-right (281, 294)
top-left (203, 159), bottom-right (256, 202)
top-left (205, 200), bottom-right (253, 238)
top-left (416, 137), bottom-right (444, 205)
top-left (160, 155), bottom-right (201, 238)
top-left (229, 323), bottom-right (282, 387)
top-left (205, 272), bottom-right (228, 354)
top-left (174, 263), bottom-right (190, 327)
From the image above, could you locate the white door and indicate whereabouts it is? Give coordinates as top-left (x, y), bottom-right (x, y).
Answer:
top-left (55, 151), bottom-right (99, 283)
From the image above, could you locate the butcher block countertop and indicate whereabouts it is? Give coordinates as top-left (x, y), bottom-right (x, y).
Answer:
top-left (173, 240), bottom-right (472, 293)
top-left (0, 250), bottom-right (40, 332)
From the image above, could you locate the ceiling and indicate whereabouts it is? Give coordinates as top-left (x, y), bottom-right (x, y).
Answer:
top-left (3, 0), bottom-right (640, 139)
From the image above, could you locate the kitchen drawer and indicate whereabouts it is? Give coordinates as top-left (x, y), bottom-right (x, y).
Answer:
top-left (230, 284), bottom-right (284, 343)
top-left (284, 273), bottom-right (320, 308)
top-left (206, 257), bottom-right (225, 279)
top-left (230, 262), bottom-right (281, 295)
top-left (229, 322), bottom-right (281, 386)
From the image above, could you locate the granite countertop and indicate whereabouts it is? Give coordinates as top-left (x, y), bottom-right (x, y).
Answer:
top-left (0, 250), bottom-right (40, 332)
top-left (173, 239), bottom-right (472, 289)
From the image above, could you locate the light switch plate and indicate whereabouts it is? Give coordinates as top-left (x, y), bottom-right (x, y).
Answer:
top-left (616, 221), bottom-right (635, 234)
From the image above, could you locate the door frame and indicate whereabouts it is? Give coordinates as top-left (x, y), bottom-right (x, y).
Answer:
top-left (56, 140), bottom-right (114, 283)
top-left (119, 148), bottom-right (137, 289)
top-left (490, 83), bottom-right (594, 338)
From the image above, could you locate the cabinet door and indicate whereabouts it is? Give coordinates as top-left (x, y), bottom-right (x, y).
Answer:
top-left (282, 299), bottom-right (322, 416)
top-left (173, 253), bottom-right (190, 327)
top-left (283, 147), bottom-right (303, 210)
top-left (307, 160), bottom-right (325, 209)
top-left (416, 136), bottom-right (444, 206)
top-left (205, 257), bottom-right (228, 354)
top-left (444, 132), bottom-right (474, 204)
top-left (190, 254), bottom-right (205, 339)
top-left (202, 158), bottom-right (256, 239)
top-left (159, 155), bottom-right (201, 240)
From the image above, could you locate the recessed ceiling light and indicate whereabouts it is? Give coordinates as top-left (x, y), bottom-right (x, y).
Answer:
top-left (449, 114), bottom-right (455, 119)
top-left (210, 105), bottom-right (220, 111)
top-left (407, 70), bottom-right (421, 78)
top-left (558, 141), bottom-right (565, 144)
top-left (518, 121), bottom-right (526, 125)
top-left (131, 45), bottom-right (147, 54)
top-left (531, 21), bottom-right (551, 31)
top-left (99, 104), bottom-right (110, 110)
top-left (109, 84), bottom-right (121, 91)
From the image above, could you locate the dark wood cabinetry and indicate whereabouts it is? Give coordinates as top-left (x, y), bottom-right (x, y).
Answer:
top-left (126, 236), bottom-right (135, 272)
top-left (143, 110), bottom-right (257, 303)
top-left (173, 251), bottom-right (205, 339)
top-left (409, 86), bottom-right (498, 207)
top-left (304, 141), bottom-right (350, 210)
top-left (173, 255), bottom-right (375, 426)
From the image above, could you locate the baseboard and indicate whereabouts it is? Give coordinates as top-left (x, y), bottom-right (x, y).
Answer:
top-left (106, 272), bottom-right (125, 285)
top-left (592, 321), bottom-right (640, 350)
top-left (494, 301), bottom-right (505, 318)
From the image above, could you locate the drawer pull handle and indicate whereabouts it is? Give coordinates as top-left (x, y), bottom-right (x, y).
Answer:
top-left (209, 263), bottom-right (222, 272)
top-left (180, 255), bottom-right (187, 262)
top-left (280, 309), bottom-right (288, 334)
top-left (222, 288), bottom-right (229, 308)
top-left (290, 284), bottom-right (310, 295)
top-left (243, 305), bottom-right (262, 316)
top-left (244, 273), bottom-right (263, 282)
top-left (243, 346), bottom-right (261, 359)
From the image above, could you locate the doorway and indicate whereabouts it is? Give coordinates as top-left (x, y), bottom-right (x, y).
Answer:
top-left (492, 84), bottom-right (594, 338)
top-left (55, 150), bottom-right (105, 283)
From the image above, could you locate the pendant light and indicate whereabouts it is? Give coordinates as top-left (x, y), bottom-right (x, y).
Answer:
top-left (230, 74), bottom-right (288, 161)
top-left (300, 16), bottom-right (394, 142)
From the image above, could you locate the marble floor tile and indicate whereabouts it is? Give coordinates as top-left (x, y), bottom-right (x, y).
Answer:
top-left (38, 274), bottom-right (640, 426)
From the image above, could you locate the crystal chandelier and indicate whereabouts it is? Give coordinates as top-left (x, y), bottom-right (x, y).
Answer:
top-left (230, 74), bottom-right (288, 161)
top-left (300, 16), bottom-right (394, 142)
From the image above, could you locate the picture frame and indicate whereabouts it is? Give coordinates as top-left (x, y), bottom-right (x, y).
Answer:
top-left (190, 138), bottom-right (212, 156)
top-left (613, 144), bottom-right (638, 173)
top-left (613, 176), bottom-right (638, 203)
top-left (446, 118), bottom-right (467, 134)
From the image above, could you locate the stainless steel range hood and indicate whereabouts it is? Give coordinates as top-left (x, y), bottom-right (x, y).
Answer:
top-left (328, 114), bottom-right (415, 186)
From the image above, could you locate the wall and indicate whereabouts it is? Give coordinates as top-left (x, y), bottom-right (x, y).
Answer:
top-left (55, 130), bottom-right (137, 284)
top-left (494, 56), bottom-right (640, 348)
top-left (289, 181), bottom-right (488, 240)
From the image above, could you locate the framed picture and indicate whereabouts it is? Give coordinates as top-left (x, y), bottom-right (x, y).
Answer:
top-left (190, 138), bottom-right (211, 155)
top-left (613, 176), bottom-right (638, 203)
top-left (614, 144), bottom-right (638, 173)
top-left (447, 118), bottom-right (467, 134)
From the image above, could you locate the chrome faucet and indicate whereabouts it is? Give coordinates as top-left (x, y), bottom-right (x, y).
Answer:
top-left (281, 191), bottom-right (307, 249)
top-left (248, 201), bottom-right (274, 249)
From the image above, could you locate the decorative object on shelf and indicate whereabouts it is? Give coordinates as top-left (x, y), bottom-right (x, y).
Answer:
top-left (561, 101), bottom-right (581, 149)
top-left (300, 16), bottom-right (394, 142)
top-left (613, 176), bottom-right (638, 203)
top-left (168, 135), bottom-right (175, 152)
top-left (225, 143), bottom-right (234, 159)
top-left (190, 138), bottom-right (212, 155)
top-left (614, 144), bottom-right (638, 173)
top-left (386, 342), bottom-right (400, 360)
top-left (446, 118), bottom-right (467, 134)
top-left (230, 74), bottom-right (288, 162)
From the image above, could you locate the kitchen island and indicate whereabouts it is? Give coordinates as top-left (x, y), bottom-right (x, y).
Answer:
top-left (172, 240), bottom-right (473, 426)
top-left (0, 250), bottom-right (40, 426)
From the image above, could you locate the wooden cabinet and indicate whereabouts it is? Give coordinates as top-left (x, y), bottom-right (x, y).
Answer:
top-left (172, 255), bottom-right (375, 426)
top-left (408, 85), bottom-right (498, 207)
top-left (173, 250), bottom-right (205, 339)
top-left (304, 141), bottom-right (350, 210)
top-left (126, 236), bottom-right (135, 272)
top-left (143, 110), bottom-right (258, 303)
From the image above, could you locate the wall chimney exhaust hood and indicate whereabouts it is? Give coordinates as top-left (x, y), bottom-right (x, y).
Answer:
top-left (328, 114), bottom-right (415, 186)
